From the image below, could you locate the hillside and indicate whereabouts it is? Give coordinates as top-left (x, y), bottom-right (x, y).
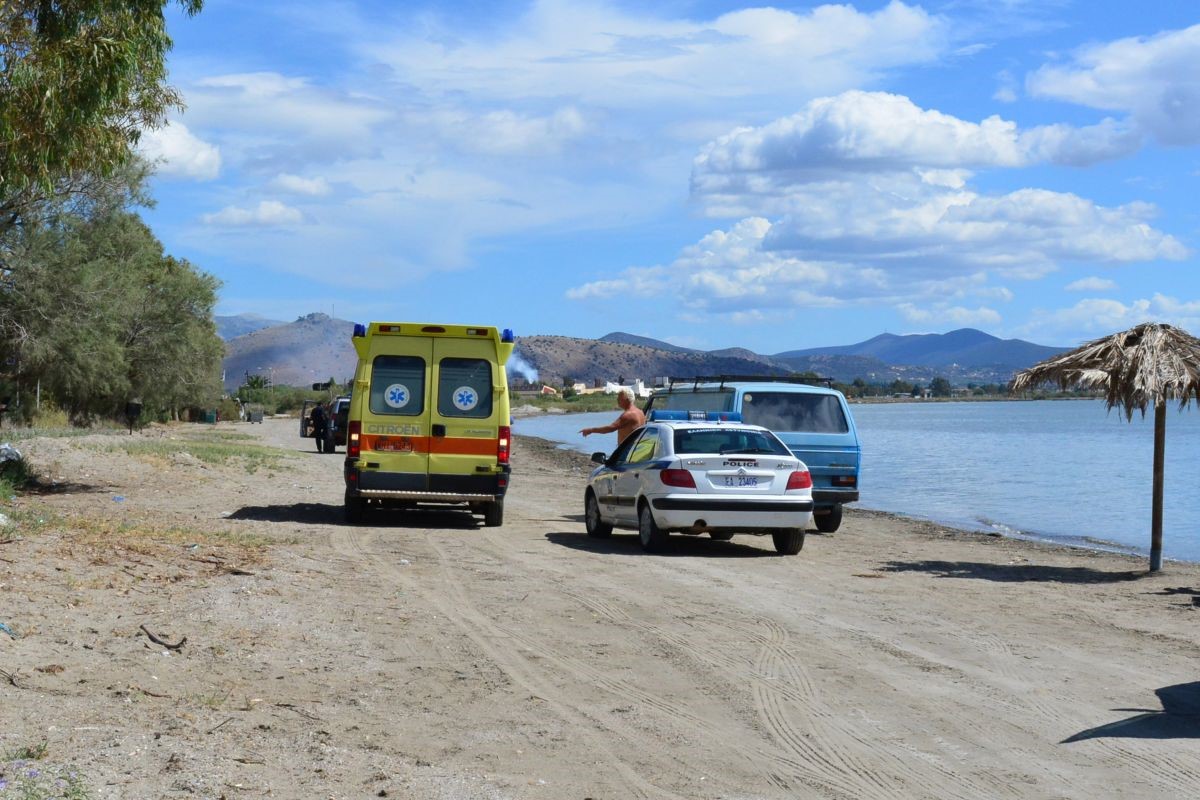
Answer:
top-left (516, 335), bottom-right (792, 385)
top-left (223, 313), bottom-right (356, 390)
top-left (599, 331), bottom-right (695, 353)
top-left (220, 318), bottom-right (1065, 390)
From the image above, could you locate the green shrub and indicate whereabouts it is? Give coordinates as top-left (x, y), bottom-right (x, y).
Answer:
top-left (216, 397), bottom-right (243, 421)
top-left (29, 404), bottom-right (68, 429)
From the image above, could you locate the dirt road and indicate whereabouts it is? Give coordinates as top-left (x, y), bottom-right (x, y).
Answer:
top-left (3, 417), bottom-right (1199, 799)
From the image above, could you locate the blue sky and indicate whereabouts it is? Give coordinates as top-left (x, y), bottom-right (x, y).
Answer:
top-left (140, 0), bottom-right (1200, 352)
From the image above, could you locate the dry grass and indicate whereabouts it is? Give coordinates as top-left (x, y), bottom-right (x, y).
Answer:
top-left (55, 512), bottom-right (284, 567)
top-left (89, 435), bottom-right (294, 474)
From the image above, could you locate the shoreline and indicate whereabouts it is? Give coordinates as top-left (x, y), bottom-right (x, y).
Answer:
top-left (515, 429), bottom-right (1184, 569)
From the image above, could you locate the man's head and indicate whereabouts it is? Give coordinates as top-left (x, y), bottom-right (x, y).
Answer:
top-left (616, 386), bottom-right (635, 408)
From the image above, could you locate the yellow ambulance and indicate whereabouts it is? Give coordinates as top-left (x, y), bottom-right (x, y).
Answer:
top-left (342, 322), bottom-right (514, 525)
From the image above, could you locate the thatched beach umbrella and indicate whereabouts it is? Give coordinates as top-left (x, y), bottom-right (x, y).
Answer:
top-left (1010, 322), bottom-right (1200, 572)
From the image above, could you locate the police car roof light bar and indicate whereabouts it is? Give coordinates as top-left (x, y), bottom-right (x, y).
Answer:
top-left (646, 409), bottom-right (742, 423)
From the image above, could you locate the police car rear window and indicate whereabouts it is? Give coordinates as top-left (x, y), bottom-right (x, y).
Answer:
top-left (437, 358), bottom-right (493, 419)
top-left (673, 429), bottom-right (790, 456)
top-left (370, 356), bottom-right (425, 416)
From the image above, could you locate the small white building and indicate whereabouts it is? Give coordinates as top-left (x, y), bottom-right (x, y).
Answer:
top-left (604, 379), bottom-right (652, 398)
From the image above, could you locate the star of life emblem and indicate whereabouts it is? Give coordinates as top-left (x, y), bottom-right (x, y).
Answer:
top-left (384, 383), bottom-right (410, 409)
top-left (452, 386), bottom-right (479, 411)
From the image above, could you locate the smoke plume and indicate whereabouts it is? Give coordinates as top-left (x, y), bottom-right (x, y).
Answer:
top-left (508, 351), bottom-right (539, 383)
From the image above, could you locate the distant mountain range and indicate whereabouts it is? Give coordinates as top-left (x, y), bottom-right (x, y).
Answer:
top-left (219, 313), bottom-right (1066, 390)
top-left (593, 328), bottom-right (1064, 385)
top-left (215, 313), bottom-right (285, 341)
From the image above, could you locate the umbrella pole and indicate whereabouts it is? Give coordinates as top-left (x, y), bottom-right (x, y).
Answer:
top-left (1150, 401), bottom-right (1166, 572)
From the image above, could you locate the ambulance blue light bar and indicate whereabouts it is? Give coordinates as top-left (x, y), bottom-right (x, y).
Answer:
top-left (647, 410), bottom-right (742, 423)
top-left (501, 328), bottom-right (515, 343)
top-left (353, 323), bottom-right (367, 338)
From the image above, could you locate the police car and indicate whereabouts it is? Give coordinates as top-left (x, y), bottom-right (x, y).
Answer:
top-left (584, 411), bottom-right (815, 554)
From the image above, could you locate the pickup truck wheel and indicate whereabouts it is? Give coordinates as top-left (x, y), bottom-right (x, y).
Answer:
top-left (709, 532), bottom-right (735, 541)
top-left (815, 503), bottom-right (843, 533)
top-left (772, 529), bottom-right (805, 555)
top-left (344, 493), bottom-right (366, 524)
top-left (638, 503), bottom-right (669, 553)
top-left (325, 431), bottom-right (336, 454)
top-left (584, 491), bottom-right (612, 538)
top-left (484, 500), bottom-right (504, 527)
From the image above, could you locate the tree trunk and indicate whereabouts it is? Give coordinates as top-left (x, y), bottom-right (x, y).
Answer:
top-left (1150, 401), bottom-right (1166, 572)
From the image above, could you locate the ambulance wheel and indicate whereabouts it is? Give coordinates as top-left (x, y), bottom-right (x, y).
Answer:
top-left (815, 504), bottom-right (842, 533)
top-left (772, 529), bottom-right (805, 555)
top-left (584, 491), bottom-right (612, 538)
top-left (345, 493), bottom-right (366, 524)
top-left (638, 502), bottom-right (668, 553)
top-left (709, 532), bottom-right (735, 541)
top-left (484, 500), bottom-right (504, 527)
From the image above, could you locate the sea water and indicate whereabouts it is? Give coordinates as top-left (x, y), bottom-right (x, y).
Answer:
top-left (513, 399), bottom-right (1200, 562)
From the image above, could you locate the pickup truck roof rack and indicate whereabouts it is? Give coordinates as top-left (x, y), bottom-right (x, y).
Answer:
top-left (661, 374), bottom-right (835, 391)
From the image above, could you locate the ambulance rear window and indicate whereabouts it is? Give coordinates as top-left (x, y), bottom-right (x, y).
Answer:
top-left (370, 356), bottom-right (425, 416)
top-left (438, 358), bottom-right (493, 419)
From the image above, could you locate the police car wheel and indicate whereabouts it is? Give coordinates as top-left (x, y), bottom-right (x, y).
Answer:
top-left (709, 532), bottom-right (735, 541)
top-left (814, 504), bottom-right (843, 533)
top-left (584, 491), bottom-right (612, 538)
top-left (638, 503), bottom-right (668, 553)
top-left (772, 529), bottom-right (805, 555)
top-left (483, 500), bottom-right (504, 527)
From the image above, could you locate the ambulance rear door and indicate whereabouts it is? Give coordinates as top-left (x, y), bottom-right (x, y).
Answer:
top-left (360, 337), bottom-right (432, 489)
top-left (427, 338), bottom-right (499, 492)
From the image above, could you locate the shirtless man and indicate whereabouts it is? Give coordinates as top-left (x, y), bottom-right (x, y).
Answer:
top-left (581, 386), bottom-right (646, 445)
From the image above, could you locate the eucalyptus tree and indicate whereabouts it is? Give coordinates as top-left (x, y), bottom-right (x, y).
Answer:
top-left (1, 0), bottom-right (202, 224)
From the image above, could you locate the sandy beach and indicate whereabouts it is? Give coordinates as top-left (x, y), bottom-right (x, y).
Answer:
top-left (2, 417), bottom-right (1198, 798)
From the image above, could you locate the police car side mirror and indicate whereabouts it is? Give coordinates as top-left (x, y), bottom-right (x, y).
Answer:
top-left (591, 452), bottom-right (607, 464)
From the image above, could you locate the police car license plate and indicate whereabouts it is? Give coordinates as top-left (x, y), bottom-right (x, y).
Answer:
top-left (723, 475), bottom-right (758, 487)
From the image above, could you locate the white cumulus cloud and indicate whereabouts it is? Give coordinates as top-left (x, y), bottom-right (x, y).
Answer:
top-left (270, 174), bottom-right (332, 196)
top-left (1028, 24), bottom-right (1200, 147)
top-left (896, 303), bottom-right (1003, 327)
top-left (692, 91), bottom-right (1140, 189)
top-left (686, 93), bottom-right (1186, 296)
top-left (202, 200), bottom-right (303, 228)
top-left (408, 107), bottom-right (589, 155)
top-left (1065, 277), bottom-right (1117, 292)
top-left (365, 1), bottom-right (947, 111)
top-left (138, 121), bottom-right (221, 180)
top-left (1022, 294), bottom-right (1200, 342)
top-left (185, 72), bottom-right (393, 159)
top-left (566, 216), bottom-right (1010, 320)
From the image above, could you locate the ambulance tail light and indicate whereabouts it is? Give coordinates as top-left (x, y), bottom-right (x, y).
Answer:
top-left (498, 425), bottom-right (511, 466)
top-left (348, 420), bottom-right (362, 458)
